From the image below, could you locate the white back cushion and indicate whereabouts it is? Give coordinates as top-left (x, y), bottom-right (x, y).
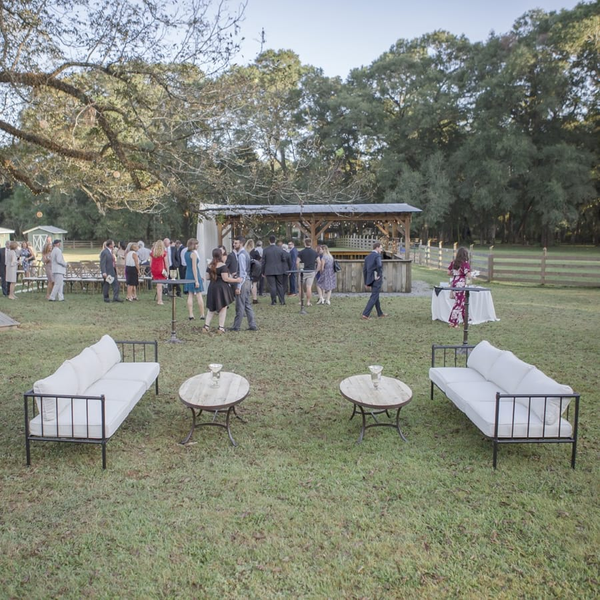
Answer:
top-left (66, 347), bottom-right (104, 394)
top-left (487, 351), bottom-right (534, 394)
top-left (33, 361), bottom-right (80, 421)
top-left (515, 368), bottom-right (573, 426)
top-left (89, 335), bottom-right (122, 375)
top-left (467, 341), bottom-right (504, 379)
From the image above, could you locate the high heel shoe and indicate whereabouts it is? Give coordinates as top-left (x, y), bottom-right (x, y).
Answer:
top-left (217, 326), bottom-right (226, 334)
top-left (189, 316), bottom-right (195, 321)
top-left (201, 324), bottom-right (210, 333)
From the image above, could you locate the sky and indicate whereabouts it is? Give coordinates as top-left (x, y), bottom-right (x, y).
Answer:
top-left (234, 0), bottom-right (584, 78)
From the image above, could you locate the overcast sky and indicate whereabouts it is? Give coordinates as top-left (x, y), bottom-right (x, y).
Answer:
top-left (234, 0), bottom-right (584, 78)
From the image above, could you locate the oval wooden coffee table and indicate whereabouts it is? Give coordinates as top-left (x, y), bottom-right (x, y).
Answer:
top-left (179, 372), bottom-right (249, 446)
top-left (339, 375), bottom-right (412, 443)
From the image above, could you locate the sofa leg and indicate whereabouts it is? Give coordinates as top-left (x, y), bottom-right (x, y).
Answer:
top-left (430, 382), bottom-right (434, 400)
top-left (102, 443), bottom-right (107, 470)
top-left (571, 440), bottom-right (577, 469)
top-left (155, 377), bottom-right (159, 395)
top-left (25, 436), bottom-right (31, 467)
top-left (493, 441), bottom-right (498, 469)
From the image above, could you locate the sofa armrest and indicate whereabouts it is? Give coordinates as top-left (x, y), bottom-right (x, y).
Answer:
top-left (494, 392), bottom-right (580, 439)
top-left (24, 390), bottom-right (107, 439)
top-left (431, 344), bottom-right (475, 368)
top-left (114, 340), bottom-right (158, 363)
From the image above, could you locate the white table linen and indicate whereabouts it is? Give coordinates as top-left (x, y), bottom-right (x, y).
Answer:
top-left (431, 283), bottom-right (499, 324)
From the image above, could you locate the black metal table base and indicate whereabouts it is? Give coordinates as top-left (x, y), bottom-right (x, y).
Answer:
top-left (180, 406), bottom-right (246, 446)
top-left (351, 405), bottom-right (408, 444)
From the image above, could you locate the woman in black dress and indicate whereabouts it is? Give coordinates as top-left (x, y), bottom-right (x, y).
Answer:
top-left (202, 248), bottom-right (242, 334)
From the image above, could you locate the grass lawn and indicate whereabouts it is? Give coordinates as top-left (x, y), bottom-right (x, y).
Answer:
top-left (0, 267), bottom-right (598, 597)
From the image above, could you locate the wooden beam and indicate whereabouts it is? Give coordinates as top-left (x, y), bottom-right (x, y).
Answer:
top-left (316, 221), bottom-right (333, 241)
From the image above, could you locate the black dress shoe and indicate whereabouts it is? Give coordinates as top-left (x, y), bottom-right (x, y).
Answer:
top-left (104, 298), bottom-right (111, 303)
top-left (113, 298), bottom-right (124, 303)
top-left (271, 301), bottom-right (277, 306)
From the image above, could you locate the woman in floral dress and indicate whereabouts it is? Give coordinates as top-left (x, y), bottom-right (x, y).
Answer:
top-left (448, 247), bottom-right (471, 328)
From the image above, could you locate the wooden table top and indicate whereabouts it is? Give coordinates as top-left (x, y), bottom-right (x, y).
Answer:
top-left (339, 375), bottom-right (412, 410)
top-left (179, 372), bottom-right (250, 410)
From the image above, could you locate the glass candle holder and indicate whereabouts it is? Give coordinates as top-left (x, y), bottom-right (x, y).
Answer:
top-left (368, 365), bottom-right (383, 390)
top-left (208, 363), bottom-right (223, 388)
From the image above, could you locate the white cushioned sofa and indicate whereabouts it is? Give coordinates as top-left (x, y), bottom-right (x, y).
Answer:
top-left (429, 341), bottom-right (580, 468)
top-left (25, 335), bottom-right (159, 469)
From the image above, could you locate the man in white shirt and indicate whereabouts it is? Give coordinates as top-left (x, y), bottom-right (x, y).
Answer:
top-left (230, 235), bottom-right (258, 331)
top-left (48, 240), bottom-right (67, 301)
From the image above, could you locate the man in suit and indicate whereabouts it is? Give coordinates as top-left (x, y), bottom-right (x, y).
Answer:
top-left (0, 241), bottom-right (8, 296)
top-left (262, 234), bottom-right (288, 305)
top-left (361, 242), bottom-right (387, 319)
top-left (287, 240), bottom-right (298, 296)
top-left (48, 239), bottom-right (68, 301)
top-left (168, 238), bottom-right (182, 297)
top-left (100, 239), bottom-right (123, 303)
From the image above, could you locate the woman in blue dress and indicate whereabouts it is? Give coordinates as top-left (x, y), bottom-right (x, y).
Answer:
top-left (184, 238), bottom-right (205, 320)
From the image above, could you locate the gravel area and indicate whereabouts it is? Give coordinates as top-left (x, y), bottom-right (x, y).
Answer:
top-left (332, 279), bottom-right (432, 298)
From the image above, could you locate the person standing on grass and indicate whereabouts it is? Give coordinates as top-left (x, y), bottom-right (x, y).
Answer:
top-left (48, 239), bottom-right (67, 302)
top-left (41, 240), bottom-right (54, 300)
top-left (287, 240), bottom-right (298, 296)
top-left (316, 245), bottom-right (336, 305)
top-left (125, 243), bottom-right (140, 301)
top-left (297, 238), bottom-right (318, 307)
top-left (150, 239), bottom-right (169, 305)
top-left (361, 242), bottom-right (387, 319)
top-left (0, 241), bottom-right (8, 297)
top-left (184, 238), bottom-right (205, 321)
top-left (100, 239), bottom-right (123, 303)
top-left (448, 247), bottom-right (471, 329)
top-left (262, 235), bottom-right (288, 306)
top-left (5, 240), bottom-right (19, 300)
top-left (230, 235), bottom-right (258, 331)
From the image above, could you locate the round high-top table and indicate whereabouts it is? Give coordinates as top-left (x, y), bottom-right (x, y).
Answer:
top-left (339, 375), bottom-right (413, 443)
top-left (179, 372), bottom-right (249, 446)
top-left (152, 278), bottom-right (195, 343)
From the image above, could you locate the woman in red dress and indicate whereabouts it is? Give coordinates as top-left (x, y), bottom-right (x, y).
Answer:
top-left (448, 247), bottom-right (471, 328)
top-left (150, 239), bottom-right (169, 305)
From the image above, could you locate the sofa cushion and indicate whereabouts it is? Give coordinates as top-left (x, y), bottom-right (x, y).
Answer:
top-left (445, 381), bottom-right (506, 414)
top-left (33, 361), bottom-right (80, 421)
top-left (66, 347), bottom-right (104, 394)
top-left (467, 341), bottom-right (504, 379)
top-left (462, 398), bottom-right (573, 439)
top-left (487, 351), bottom-right (534, 395)
top-left (84, 379), bottom-right (146, 408)
top-left (102, 362), bottom-right (160, 391)
top-left (429, 367), bottom-right (486, 396)
top-left (28, 398), bottom-right (133, 439)
top-left (514, 368), bottom-right (574, 426)
top-left (89, 335), bottom-right (122, 376)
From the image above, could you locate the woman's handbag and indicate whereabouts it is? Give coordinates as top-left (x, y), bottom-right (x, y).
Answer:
top-left (333, 259), bottom-right (341, 273)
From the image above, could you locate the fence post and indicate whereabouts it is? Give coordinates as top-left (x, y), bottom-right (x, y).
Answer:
top-left (487, 246), bottom-right (494, 283)
top-left (541, 247), bottom-right (547, 285)
top-left (438, 241), bottom-right (443, 270)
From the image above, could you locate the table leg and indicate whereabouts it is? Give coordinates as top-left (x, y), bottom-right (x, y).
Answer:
top-left (232, 406), bottom-right (247, 424)
top-left (169, 287), bottom-right (183, 343)
top-left (225, 406), bottom-right (237, 446)
top-left (357, 406), bottom-right (367, 444)
top-left (180, 407), bottom-right (198, 444)
top-left (462, 290), bottom-right (470, 345)
top-left (395, 406), bottom-right (408, 442)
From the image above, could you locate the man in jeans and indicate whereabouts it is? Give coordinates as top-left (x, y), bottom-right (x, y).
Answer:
top-left (230, 235), bottom-right (258, 331)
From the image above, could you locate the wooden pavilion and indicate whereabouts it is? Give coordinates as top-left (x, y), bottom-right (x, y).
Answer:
top-left (196, 203), bottom-right (422, 293)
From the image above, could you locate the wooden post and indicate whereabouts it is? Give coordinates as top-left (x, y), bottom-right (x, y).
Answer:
top-left (541, 247), bottom-right (547, 285)
top-left (438, 241), bottom-right (443, 270)
top-left (487, 246), bottom-right (494, 283)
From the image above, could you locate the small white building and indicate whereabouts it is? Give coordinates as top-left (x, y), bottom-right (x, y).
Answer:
top-left (23, 225), bottom-right (68, 253)
top-left (0, 226), bottom-right (15, 247)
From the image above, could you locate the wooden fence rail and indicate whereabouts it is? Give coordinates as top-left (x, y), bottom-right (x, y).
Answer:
top-left (413, 243), bottom-right (600, 288)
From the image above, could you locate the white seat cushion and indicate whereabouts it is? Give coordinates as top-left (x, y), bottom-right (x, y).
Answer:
top-left (429, 367), bottom-right (486, 395)
top-left (33, 361), bottom-right (80, 422)
top-left (467, 341), bottom-right (504, 379)
top-left (89, 335), bottom-right (122, 376)
top-left (462, 399), bottom-right (573, 439)
top-left (102, 362), bottom-right (160, 391)
top-left (28, 399), bottom-right (133, 439)
top-left (66, 347), bottom-right (104, 394)
top-left (487, 351), bottom-right (534, 394)
top-left (515, 368), bottom-right (574, 426)
top-left (445, 381), bottom-right (506, 414)
top-left (84, 379), bottom-right (146, 407)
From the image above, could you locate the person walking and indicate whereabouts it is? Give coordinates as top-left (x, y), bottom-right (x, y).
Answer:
top-left (230, 235), bottom-right (258, 331)
top-left (125, 243), bottom-right (140, 301)
top-left (41, 240), bottom-right (54, 299)
top-left (246, 239), bottom-right (261, 304)
top-left (100, 239), bottom-right (123, 303)
top-left (150, 239), bottom-right (169, 305)
top-left (361, 242), bottom-right (387, 319)
top-left (287, 240), bottom-right (298, 296)
top-left (184, 238), bottom-right (205, 320)
top-left (297, 238), bottom-right (318, 307)
top-left (447, 247), bottom-right (471, 328)
top-left (48, 239), bottom-right (67, 302)
top-left (262, 235), bottom-right (288, 305)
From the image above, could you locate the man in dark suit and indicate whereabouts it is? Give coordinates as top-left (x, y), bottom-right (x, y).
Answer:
top-left (361, 241), bottom-right (387, 319)
top-left (262, 235), bottom-right (288, 305)
top-left (100, 239), bottom-right (123, 303)
top-left (168, 239), bottom-right (182, 297)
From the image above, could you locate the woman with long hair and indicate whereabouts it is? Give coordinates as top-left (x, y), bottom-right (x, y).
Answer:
top-left (202, 248), bottom-right (242, 334)
top-left (20, 241), bottom-right (35, 275)
top-left (315, 245), bottom-right (325, 304)
top-left (41, 240), bottom-right (54, 299)
top-left (184, 238), bottom-right (205, 320)
top-left (150, 239), bottom-right (169, 305)
top-left (246, 238), bottom-right (260, 304)
top-left (448, 247), bottom-right (471, 328)
top-left (316, 245), bottom-right (336, 305)
top-left (125, 243), bottom-right (140, 301)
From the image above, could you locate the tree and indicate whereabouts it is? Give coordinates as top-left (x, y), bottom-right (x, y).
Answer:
top-left (0, 0), bottom-right (245, 211)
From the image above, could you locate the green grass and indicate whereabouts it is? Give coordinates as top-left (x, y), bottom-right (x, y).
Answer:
top-left (1, 269), bottom-right (598, 598)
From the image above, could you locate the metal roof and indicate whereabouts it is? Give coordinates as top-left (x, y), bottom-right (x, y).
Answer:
top-left (198, 203), bottom-right (421, 218)
top-left (0, 227), bottom-right (15, 234)
top-left (23, 225), bottom-right (68, 234)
